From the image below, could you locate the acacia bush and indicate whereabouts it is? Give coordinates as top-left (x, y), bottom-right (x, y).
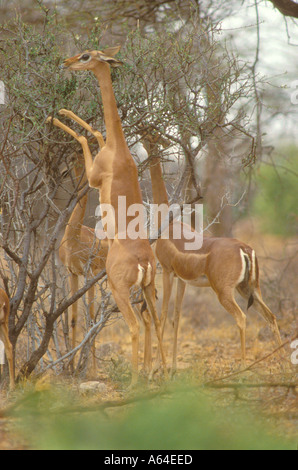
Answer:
top-left (0, 14), bottom-right (115, 384)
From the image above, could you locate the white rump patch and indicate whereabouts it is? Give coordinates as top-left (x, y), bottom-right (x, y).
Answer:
top-left (143, 262), bottom-right (152, 287)
top-left (251, 250), bottom-right (256, 283)
top-left (135, 264), bottom-right (145, 287)
top-left (238, 249), bottom-right (249, 284)
top-left (135, 263), bottom-right (152, 287)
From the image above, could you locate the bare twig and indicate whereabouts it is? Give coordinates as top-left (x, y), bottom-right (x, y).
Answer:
top-left (207, 382), bottom-right (297, 389)
top-left (205, 331), bottom-right (298, 386)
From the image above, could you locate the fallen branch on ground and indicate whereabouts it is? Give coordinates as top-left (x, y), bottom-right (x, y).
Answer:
top-left (206, 382), bottom-right (297, 390)
top-left (205, 330), bottom-right (298, 386)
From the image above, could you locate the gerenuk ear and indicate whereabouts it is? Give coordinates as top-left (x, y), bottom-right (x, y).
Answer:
top-left (101, 45), bottom-right (121, 57)
top-left (96, 52), bottom-right (123, 68)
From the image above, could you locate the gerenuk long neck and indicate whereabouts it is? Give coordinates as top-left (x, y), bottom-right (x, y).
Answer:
top-left (93, 63), bottom-right (147, 239)
top-left (142, 136), bottom-right (169, 208)
top-left (149, 156), bottom-right (169, 207)
top-left (93, 64), bottom-right (127, 149)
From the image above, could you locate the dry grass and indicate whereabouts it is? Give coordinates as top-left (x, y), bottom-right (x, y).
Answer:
top-left (0, 224), bottom-right (297, 449)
